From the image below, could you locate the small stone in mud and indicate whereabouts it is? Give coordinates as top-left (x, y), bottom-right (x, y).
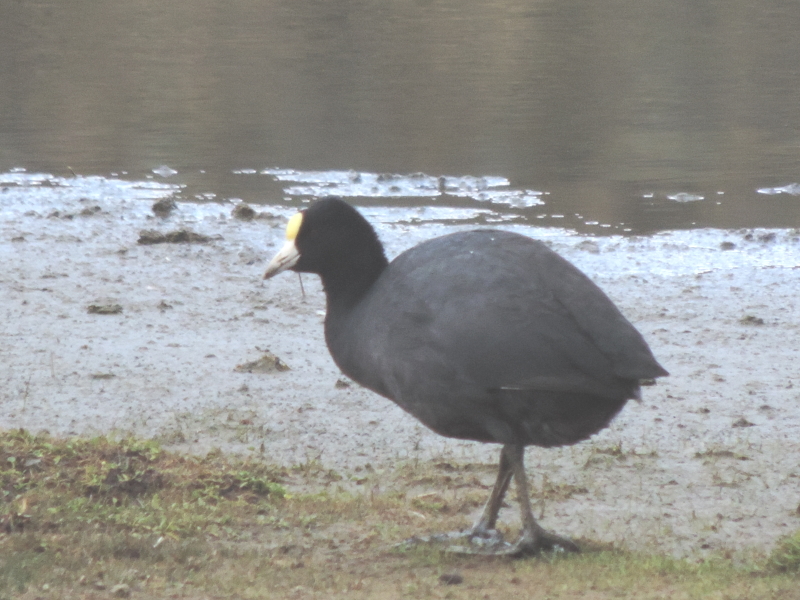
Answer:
top-left (137, 229), bottom-right (212, 245)
top-left (732, 417), bottom-right (755, 428)
top-left (719, 241), bottom-right (736, 250)
top-left (157, 300), bottom-right (173, 311)
top-left (110, 583), bottom-right (131, 598)
top-left (90, 373), bottom-right (116, 380)
top-left (757, 232), bottom-right (776, 243)
top-left (576, 240), bottom-right (600, 254)
top-left (234, 351), bottom-right (290, 373)
top-left (48, 210), bottom-right (74, 219)
top-left (739, 315), bottom-right (764, 326)
top-left (87, 303), bottom-right (123, 315)
top-left (256, 211), bottom-right (281, 222)
top-left (439, 573), bottom-right (464, 585)
top-left (166, 229), bottom-right (213, 243)
top-left (152, 198), bottom-right (177, 217)
top-left (79, 205), bottom-right (102, 216)
top-left (232, 204), bottom-right (257, 220)
top-left (138, 230), bottom-right (166, 244)
top-left (335, 378), bottom-right (351, 389)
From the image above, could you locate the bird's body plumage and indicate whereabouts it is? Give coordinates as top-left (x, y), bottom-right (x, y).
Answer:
top-left (325, 229), bottom-right (665, 447)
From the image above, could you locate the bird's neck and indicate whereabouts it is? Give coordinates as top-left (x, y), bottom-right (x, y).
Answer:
top-left (321, 252), bottom-right (387, 316)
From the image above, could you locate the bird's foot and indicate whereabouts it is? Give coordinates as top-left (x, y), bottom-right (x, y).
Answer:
top-left (396, 527), bottom-right (578, 557)
top-left (448, 527), bottom-right (579, 556)
top-left (445, 526), bottom-right (510, 555)
top-left (506, 527), bottom-right (580, 557)
top-left (394, 528), bottom-right (510, 555)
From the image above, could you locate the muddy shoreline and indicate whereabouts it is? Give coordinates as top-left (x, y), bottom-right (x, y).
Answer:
top-left (2, 177), bottom-right (799, 560)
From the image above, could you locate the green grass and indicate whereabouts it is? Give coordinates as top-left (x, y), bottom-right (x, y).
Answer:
top-left (769, 530), bottom-right (800, 573)
top-left (1, 429), bottom-right (798, 599)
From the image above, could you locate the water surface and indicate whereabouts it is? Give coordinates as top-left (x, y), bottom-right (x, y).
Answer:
top-left (2, 0), bottom-right (800, 233)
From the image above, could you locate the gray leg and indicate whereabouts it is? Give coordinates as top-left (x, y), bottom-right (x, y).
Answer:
top-left (505, 443), bottom-right (580, 555)
top-left (469, 444), bottom-right (514, 537)
top-left (398, 444), bottom-right (579, 556)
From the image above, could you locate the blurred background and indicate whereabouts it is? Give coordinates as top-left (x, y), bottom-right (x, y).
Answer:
top-left (1, 0), bottom-right (799, 233)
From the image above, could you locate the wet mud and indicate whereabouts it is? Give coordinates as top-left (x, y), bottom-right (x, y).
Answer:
top-left (2, 172), bottom-right (799, 560)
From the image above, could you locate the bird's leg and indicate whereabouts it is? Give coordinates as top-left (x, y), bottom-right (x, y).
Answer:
top-left (466, 444), bottom-right (514, 544)
top-left (427, 445), bottom-right (513, 553)
top-left (397, 444), bottom-right (579, 556)
top-left (506, 444), bottom-right (580, 556)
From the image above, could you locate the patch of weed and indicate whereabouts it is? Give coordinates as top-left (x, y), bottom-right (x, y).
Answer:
top-left (768, 529), bottom-right (800, 572)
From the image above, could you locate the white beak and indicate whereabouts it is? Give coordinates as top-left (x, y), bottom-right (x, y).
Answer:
top-left (264, 239), bottom-right (300, 279)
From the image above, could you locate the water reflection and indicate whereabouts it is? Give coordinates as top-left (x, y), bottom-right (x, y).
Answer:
top-left (1, 0), bottom-right (799, 232)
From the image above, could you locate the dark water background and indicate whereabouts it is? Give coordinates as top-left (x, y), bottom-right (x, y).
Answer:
top-left (1, 0), bottom-right (800, 234)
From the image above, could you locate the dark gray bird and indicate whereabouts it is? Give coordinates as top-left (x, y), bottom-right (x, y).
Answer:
top-left (264, 197), bottom-right (667, 555)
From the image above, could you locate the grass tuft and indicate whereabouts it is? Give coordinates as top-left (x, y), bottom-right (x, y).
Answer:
top-left (768, 530), bottom-right (800, 572)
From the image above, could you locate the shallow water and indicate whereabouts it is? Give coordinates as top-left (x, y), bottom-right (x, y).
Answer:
top-left (2, 1), bottom-right (800, 232)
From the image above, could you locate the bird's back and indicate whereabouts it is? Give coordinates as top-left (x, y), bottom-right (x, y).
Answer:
top-left (325, 230), bottom-right (666, 447)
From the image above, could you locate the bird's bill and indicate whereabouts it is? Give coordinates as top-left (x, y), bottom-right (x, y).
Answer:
top-left (263, 239), bottom-right (300, 279)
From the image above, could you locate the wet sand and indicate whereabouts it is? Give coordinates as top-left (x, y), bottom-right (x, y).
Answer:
top-left (2, 177), bottom-right (799, 560)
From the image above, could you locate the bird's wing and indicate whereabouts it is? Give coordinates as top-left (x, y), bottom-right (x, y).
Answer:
top-left (364, 232), bottom-right (664, 400)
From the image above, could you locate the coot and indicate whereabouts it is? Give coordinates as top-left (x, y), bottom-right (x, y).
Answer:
top-left (264, 197), bottom-right (667, 555)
